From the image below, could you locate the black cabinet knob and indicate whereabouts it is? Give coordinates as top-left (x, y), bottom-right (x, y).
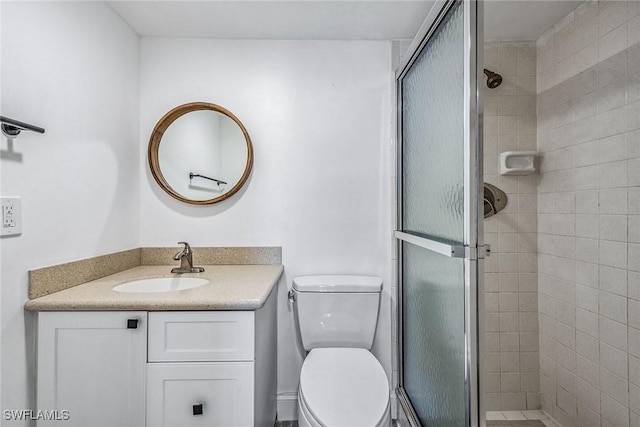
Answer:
top-left (127, 319), bottom-right (138, 329)
top-left (192, 403), bottom-right (203, 416)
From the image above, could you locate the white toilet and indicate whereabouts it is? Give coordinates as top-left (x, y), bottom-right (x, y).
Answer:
top-left (292, 275), bottom-right (391, 427)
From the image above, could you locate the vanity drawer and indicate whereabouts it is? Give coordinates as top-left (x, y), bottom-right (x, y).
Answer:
top-left (146, 362), bottom-right (254, 427)
top-left (148, 312), bottom-right (254, 362)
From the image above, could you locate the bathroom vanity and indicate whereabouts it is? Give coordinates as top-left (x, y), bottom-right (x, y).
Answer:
top-left (26, 263), bottom-right (281, 427)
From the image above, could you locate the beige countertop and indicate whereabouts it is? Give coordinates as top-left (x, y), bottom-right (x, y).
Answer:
top-left (25, 264), bottom-right (283, 311)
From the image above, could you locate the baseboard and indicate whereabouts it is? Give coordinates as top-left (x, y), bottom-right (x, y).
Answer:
top-left (277, 391), bottom-right (398, 422)
top-left (277, 392), bottom-right (298, 421)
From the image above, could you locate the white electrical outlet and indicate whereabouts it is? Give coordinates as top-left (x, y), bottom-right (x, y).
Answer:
top-left (1, 197), bottom-right (22, 237)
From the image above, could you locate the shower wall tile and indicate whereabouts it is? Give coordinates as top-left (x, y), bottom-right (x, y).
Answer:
top-left (484, 40), bottom-right (539, 411)
top-left (535, 2), bottom-right (640, 425)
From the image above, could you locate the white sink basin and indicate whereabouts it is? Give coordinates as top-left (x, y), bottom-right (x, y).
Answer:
top-left (113, 277), bottom-right (210, 293)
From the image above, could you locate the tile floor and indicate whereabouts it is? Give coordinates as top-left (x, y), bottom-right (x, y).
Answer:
top-left (486, 410), bottom-right (560, 427)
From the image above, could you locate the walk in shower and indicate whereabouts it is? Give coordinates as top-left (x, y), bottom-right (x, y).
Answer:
top-left (396, 0), bottom-right (640, 426)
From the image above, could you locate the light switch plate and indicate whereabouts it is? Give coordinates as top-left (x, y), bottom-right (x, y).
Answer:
top-left (1, 197), bottom-right (22, 237)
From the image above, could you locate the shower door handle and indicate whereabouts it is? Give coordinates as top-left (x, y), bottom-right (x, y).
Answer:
top-left (395, 231), bottom-right (465, 258)
top-left (395, 231), bottom-right (490, 259)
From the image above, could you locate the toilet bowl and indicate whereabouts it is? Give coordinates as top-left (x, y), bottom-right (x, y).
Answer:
top-left (291, 275), bottom-right (391, 427)
top-left (297, 348), bottom-right (390, 427)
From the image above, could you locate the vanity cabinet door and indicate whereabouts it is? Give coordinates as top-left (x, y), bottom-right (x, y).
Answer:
top-left (37, 311), bottom-right (146, 427)
top-left (146, 362), bottom-right (254, 427)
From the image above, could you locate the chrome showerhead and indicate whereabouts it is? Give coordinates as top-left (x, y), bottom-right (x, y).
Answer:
top-left (483, 68), bottom-right (503, 89)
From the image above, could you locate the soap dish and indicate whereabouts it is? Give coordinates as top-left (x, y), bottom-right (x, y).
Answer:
top-left (499, 151), bottom-right (537, 175)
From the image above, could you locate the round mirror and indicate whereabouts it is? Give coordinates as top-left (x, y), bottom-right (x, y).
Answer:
top-left (148, 102), bottom-right (253, 205)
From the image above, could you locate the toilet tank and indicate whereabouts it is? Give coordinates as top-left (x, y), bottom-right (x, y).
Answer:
top-left (292, 275), bottom-right (382, 351)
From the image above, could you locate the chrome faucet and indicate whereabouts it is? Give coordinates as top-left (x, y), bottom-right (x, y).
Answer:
top-left (171, 242), bottom-right (205, 274)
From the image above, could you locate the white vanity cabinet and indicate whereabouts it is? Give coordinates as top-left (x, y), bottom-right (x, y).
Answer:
top-left (35, 288), bottom-right (277, 427)
top-left (36, 311), bottom-right (147, 427)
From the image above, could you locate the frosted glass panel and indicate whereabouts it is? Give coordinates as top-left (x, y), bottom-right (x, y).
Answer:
top-left (402, 1), bottom-right (464, 244)
top-left (399, 1), bottom-right (469, 425)
top-left (403, 242), bottom-right (465, 426)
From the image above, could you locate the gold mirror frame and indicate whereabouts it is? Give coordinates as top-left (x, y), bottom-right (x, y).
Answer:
top-left (148, 102), bottom-right (253, 205)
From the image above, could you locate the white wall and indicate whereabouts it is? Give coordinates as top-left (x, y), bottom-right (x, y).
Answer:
top-left (0, 1), bottom-right (140, 418)
top-left (139, 38), bottom-right (393, 407)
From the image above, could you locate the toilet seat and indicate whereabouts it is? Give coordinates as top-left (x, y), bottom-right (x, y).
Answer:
top-left (299, 348), bottom-right (390, 427)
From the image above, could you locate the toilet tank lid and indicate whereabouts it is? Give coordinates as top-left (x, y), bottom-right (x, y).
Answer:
top-left (293, 275), bottom-right (382, 293)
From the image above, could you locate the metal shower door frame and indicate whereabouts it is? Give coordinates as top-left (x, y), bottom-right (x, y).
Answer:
top-left (394, 0), bottom-right (484, 425)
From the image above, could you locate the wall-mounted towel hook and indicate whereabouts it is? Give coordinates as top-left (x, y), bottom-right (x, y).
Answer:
top-left (0, 116), bottom-right (45, 139)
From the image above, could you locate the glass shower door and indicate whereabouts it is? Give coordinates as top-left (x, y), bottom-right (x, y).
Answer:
top-left (395, 1), bottom-right (483, 426)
